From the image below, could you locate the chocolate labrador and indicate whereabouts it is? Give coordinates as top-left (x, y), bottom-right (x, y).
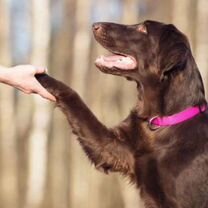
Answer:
top-left (36, 20), bottom-right (208, 208)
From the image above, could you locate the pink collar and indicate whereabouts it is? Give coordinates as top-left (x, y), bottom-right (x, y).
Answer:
top-left (149, 105), bottom-right (207, 130)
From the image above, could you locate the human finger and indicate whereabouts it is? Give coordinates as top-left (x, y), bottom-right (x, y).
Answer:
top-left (33, 81), bottom-right (56, 101)
top-left (34, 66), bottom-right (48, 74)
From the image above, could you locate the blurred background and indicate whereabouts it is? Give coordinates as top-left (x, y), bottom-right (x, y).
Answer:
top-left (0, 0), bottom-right (208, 208)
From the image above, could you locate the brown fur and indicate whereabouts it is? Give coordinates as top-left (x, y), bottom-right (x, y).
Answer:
top-left (36, 20), bottom-right (208, 208)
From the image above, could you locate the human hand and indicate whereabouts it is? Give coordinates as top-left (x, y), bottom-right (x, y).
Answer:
top-left (3, 65), bottom-right (56, 101)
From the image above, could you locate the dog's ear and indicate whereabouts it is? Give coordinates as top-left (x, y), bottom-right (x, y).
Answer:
top-left (158, 24), bottom-right (190, 79)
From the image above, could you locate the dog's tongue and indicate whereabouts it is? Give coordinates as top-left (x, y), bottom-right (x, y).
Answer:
top-left (95, 55), bottom-right (136, 70)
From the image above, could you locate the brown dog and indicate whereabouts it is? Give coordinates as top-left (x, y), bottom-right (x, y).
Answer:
top-left (36, 20), bottom-right (208, 208)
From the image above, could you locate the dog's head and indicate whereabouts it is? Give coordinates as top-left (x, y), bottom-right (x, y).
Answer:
top-left (93, 20), bottom-right (206, 117)
top-left (93, 20), bottom-right (190, 82)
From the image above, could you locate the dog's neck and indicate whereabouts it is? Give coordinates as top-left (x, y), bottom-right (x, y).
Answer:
top-left (163, 58), bottom-right (207, 115)
top-left (136, 57), bottom-right (207, 119)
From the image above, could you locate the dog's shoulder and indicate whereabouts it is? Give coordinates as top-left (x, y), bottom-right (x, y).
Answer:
top-left (153, 113), bottom-right (208, 174)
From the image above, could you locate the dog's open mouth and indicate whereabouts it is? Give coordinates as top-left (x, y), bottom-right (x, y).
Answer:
top-left (95, 53), bottom-right (137, 71)
top-left (95, 54), bottom-right (137, 70)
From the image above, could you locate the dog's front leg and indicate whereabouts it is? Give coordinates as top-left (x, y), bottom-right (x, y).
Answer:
top-left (36, 74), bottom-right (135, 177)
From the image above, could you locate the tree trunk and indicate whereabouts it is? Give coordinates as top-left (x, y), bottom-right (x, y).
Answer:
top-left (69, 0), bottom-right (96, 207)
top-left (45, 60), bottom-right (72, 208)
top-left (23, 0), bottom-right (51, 207)
top-left (0, 0), bottom-right (19, 207)
top-left (195, 0), bottom-right (208, 96)
top-left (44, 0), bottom-right (75, 207)
top-left (171, 0), bottom-right (192, 40)
top-left (122, 0), bottom-right (139, 23)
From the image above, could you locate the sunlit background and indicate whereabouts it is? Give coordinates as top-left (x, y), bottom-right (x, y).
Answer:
top-left (0, 0), bottom-right (208, 208)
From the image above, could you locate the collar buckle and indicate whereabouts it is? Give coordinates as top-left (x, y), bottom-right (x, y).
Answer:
top-left (148, 116), bottom-right (160, 130)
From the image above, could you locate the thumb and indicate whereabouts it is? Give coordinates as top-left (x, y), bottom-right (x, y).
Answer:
top-left (37, 87), bottom-right (56, 102)
top-left (33, 80), bottom-right (56, 102)
top-left (35, 66), bottom-right (48, 74)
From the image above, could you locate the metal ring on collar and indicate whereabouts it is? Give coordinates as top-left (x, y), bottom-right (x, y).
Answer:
top-left (148, 116), bottom-right (160, 130)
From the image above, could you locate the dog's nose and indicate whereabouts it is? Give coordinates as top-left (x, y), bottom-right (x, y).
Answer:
top-left (92, 23), bottom-right (102, 32)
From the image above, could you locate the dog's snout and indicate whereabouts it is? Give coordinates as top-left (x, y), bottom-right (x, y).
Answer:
top-left (92, 23), bottom-right (103, 33)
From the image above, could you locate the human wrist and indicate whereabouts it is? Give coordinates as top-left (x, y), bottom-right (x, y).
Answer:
top-left (0, 66), bottom-right (11, 83)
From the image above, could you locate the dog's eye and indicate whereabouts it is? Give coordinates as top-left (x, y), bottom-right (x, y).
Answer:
top-left (137, 24), bottom-right (147, 34)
